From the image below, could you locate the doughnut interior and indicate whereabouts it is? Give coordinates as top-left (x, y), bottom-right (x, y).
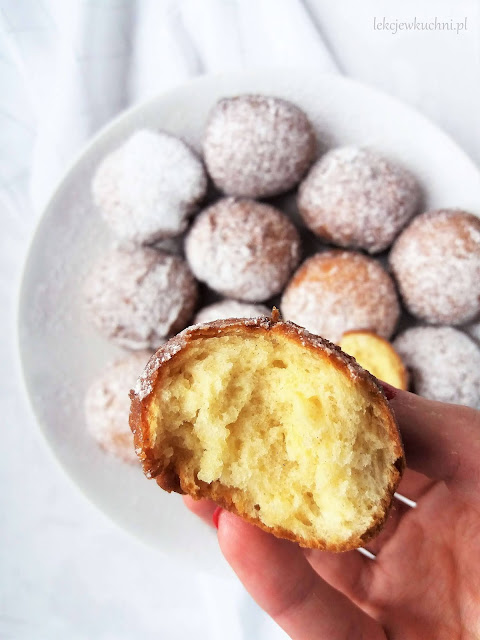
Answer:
top-left (340, 331), bottom-right (408, 391)
top-left (130, 319), bottom-right (404, 550)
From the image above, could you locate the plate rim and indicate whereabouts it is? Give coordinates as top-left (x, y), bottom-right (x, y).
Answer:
top-left (16, 67), bottom-right (480, 557)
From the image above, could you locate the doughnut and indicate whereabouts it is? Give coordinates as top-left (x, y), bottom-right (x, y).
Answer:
top-left (339, 331), bottom-right (408, 390)
top-left (203, 95), bottom-right (317, 198)
top-left (185, 197), bottom-right (300, 302)
top-left (281, 250), bottom-right (400, 343)
top-left (85, 352), bottom-right (152, 463)
top-left (394, 326), bottom-right (480, 408)
top-left (194, 300), bottom-right (270, 324)
top-left (130, 314), bottom-right (404, 550)
top-left (298, 147), bottom-right (420, 253)
top-left (92, 129), bottom-right (207, 244)
top-left (389, 209), bottom-right (480, 325)
top-left (84, 247), bottom-right (197, 349)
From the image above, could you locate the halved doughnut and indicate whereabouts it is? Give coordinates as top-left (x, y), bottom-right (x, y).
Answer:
top-left (130, 314), bottom-right (404, 551)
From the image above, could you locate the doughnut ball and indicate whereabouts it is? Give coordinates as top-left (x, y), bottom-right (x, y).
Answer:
top-left (281, 250), bottom-right (400, 343)
top-left (92, 129), bottom-right (207, 245)
top-left (389, 209), bottom-right (480, 325)
top-left (85, 352), bottom-right (151, 463)
top-left (339, 331), bottom-right (408, 390)
top-left (130, 316), bottom-right (404, 550)
top-left (394, 327), bottom-right (480, 408)
top-left (298, 147), bottom-right (420, 253)
top-left (84, 247), bottom-right (198, 349)
top-left (194, 300), bottom-right (270, 324)
top-left (185, 198), bottom-right (300, 302)
top-left (203, 95), bottom-right (317, 198)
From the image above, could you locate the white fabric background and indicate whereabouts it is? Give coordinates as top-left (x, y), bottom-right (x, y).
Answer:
top-left (1, 1), bottom-right (479, 638)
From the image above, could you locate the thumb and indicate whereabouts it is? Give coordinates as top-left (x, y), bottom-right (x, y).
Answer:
top-left (384, 385), bottom-right (480, 508)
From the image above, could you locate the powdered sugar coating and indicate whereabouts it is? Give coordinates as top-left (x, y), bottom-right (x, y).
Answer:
top-left (394, 326), bottom-right (480, 408)
top-left (281, 250), bottom-right (400, 343)
top-left (84, 247), bottom-right (198, 349)
top-left (185, 197), bottom-right (301, 302)
top-left (389, 209), bottom-right (480, 325)
top-left (203, 95), bottom-right (317, 198)
top-left (298, 147), bottom-right (420, 253)
top-left (133, 341), bottom-right (184, 401)
top-left (92, 129), bottom-right (207, 245)
top-left (86, 352), bottom-right (152, 462)
top-left (194, 300), bottom-right (270, 324)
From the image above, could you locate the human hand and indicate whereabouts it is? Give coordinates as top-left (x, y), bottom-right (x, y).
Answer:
top-left (184, 388), bottom-right (480, 639)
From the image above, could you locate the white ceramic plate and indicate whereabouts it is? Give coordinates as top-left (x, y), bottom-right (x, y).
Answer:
top-left (18, 70), bottom-right (480, 576)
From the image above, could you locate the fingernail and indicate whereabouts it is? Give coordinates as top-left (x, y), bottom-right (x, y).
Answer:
top-left (212, 507), bottom-right (222, 529)
top-left (379, 381), bottom-right (397, 400)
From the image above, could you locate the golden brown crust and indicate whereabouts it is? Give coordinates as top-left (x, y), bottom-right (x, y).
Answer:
top-left (340, 329), bottom-right (409, 391)
top-left (130, 316), bottom-right (405, 551)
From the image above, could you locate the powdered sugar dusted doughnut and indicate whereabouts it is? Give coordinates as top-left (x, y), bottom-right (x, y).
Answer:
top-left (281, 250), bottom-right (400, 343)
top-left (298, 147), bottom-right (420, 253)
top-left (85, 352), bottom-right (152, 463)
top-left (394, 327), bottom-right (480, 408)
top-left (203, 95), bottom-right (317, 198)
top-left (389, 209), bottom-right (480, 325)
top-left (185, 198), bottom-right (301, 302)
top-left (92, 130), bottom-right (207, 244)
top-left (194, 300), bottom-right (270, 324)
top-left (84, 247), bottom-right (198, 349)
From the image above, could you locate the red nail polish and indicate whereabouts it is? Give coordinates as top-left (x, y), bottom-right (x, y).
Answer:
top-left (380, 381), bottom-right (397, 400)
top-left (212, 506), bottom-right (222, 529)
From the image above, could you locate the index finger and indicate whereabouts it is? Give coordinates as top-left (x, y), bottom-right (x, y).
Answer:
top-left (217, 510), bottom-right (386, 640)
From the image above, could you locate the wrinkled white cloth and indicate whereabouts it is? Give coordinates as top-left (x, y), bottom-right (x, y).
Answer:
top-left (1, 1), bottom-right (479, 638)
